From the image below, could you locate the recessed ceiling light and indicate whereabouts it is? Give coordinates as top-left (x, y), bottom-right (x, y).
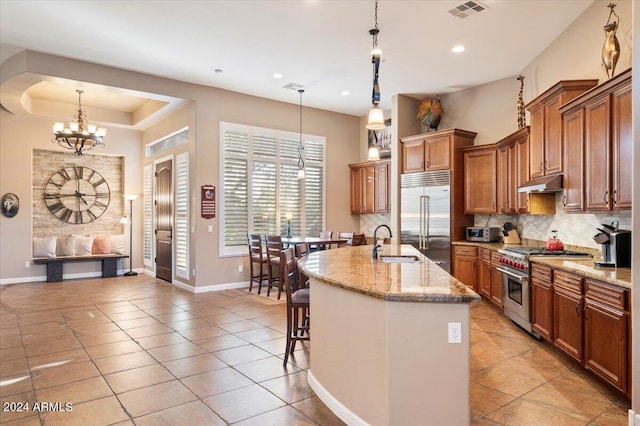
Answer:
top-left (452, 45), bottom-right (465, 53)
top-left (273, 73), bottom-right (283, 79)
top-left (214, 68), bottom-right (224, 74)
top-left (340, 90), bottom-right (350, 96)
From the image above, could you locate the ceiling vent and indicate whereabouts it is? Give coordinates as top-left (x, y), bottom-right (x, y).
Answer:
top-left (448, 1), bottom-right (488, 19)
top-left (282, 83), bottom-right (304, 91)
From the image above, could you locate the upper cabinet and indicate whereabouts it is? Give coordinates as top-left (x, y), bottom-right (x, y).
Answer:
top-left (400, 129), bottom-right (475, 174)
top-left (559, 69), bottom-right (632, 212)
top-left (463, 145), bottom-right (497, 214)
top-left (526, 80), bottom-right (598, 179)
top-left (349, 159), bottom-right (390, 215)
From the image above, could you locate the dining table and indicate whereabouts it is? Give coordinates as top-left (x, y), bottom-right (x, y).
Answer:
top-left (281, 236), bottom-right (348, 249)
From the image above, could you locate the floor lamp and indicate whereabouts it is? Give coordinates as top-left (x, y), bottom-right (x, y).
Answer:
top-left (122, 194), bottom-right (139, 276)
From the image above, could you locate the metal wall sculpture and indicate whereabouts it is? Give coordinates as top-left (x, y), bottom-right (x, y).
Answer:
top-left (601, 3), bottom-right (620, 79)
top-left (516, 75), bottom-right (526, 129)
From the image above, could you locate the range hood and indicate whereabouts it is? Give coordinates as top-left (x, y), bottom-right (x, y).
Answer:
top-left (517, 174), bottom-right (563, 193)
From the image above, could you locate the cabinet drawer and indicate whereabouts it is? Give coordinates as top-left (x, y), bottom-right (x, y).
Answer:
top-left (490, 251), bottom-right (501, 267)
top-left (531, 263), bottom-right (552, 282)
top-left (480, 248), bottom-right (491, 263)
top-left (454, 246), bottom-right (477, 257)
top-left (553, 270), bottom-right (582, 293)
top-left (584, 279), bottom-right (627, 310)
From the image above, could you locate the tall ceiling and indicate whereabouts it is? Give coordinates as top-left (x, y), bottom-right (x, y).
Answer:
top-left (1, 0), bottom-right (594, 117)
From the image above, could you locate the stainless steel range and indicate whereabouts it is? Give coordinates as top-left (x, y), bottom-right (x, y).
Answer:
top-left (497, 247), bottom-right (591, 338)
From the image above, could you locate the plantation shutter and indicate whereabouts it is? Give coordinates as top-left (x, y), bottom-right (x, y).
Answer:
top-left (143, 164), bottom-right (153, 267)
top-left (175, 152), bottom-right (189, 279)
top-left (223, 128), bottom-right (249, 248)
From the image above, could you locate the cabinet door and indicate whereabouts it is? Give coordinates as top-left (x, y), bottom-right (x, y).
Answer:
top-left (584, 300), bottom-right (627, 393)
top-left (584, 95), bottom-right (611, 211)
top-left (478, 258), bottom-right (491, 299)
top-left (464, 148), bottom-right (497, 214)
top-left (497, 146), bottom-right (509, 214)
top-left (362, 165), bottom-right (375, 214)
top-left (531, 279), bottom-right (553, 342)
top-left (375, 162), bottom-right (389, 213)
top-left (425, 135), bottom-right (450, 170)
top-left (562, 108), bottom-right (584, 211)
top-left (402, 140), bottom-right (425, 173)
top-left (490, 265), bottom-right (503, 307)
top-left (553, 286), bottom-right (583, 363)
top-left (529, 105), bottom-right (545, 179)
top-left (453, 257), bottom-right (477, 289)
top-left (612, 84), bottom-right (632, 210)
top-left (543, 94), bottom-right (563, 175)
top-left (515, 135), bottom-right (530, 213)
top-left (350, 167), bottom-right (363, 214)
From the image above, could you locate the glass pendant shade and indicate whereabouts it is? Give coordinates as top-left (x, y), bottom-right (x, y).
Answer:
top-left (366, 105), bottom-right (385, 130)
top-left (297, 169), bottom-right (305, 180)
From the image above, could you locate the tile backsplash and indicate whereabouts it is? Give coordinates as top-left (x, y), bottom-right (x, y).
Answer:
top-left (475, 193), bottom-right (631, 251)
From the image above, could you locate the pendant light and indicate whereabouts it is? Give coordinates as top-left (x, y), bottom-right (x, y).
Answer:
top-left (297, 89), bottom-right (306, 180)
top-left (366, 0), bottom-right (385, 132)
top-left (52, 89), bottom-right (107, 155)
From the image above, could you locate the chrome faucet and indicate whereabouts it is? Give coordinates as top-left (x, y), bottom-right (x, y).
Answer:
top-left (372, 224), bottom-right (392, 259)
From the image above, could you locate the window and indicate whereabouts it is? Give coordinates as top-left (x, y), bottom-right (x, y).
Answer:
top-left (220, 122), bottom-right (325, 256)
top-left (145, 128), bottom-right (188, 157)
top-left (175, 152), bottom-right (189, 278)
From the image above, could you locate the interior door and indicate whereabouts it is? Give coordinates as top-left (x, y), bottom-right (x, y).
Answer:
top-left (155, 159), bottom-right (173, 282)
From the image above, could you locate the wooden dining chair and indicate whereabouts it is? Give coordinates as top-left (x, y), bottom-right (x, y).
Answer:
top-left (281, 247), bottom-right (310, 366)
top-left (248, 233), bottom-right (268, 294)
top-left (318, 230), bottom-right (333, 250)
top-left (351, 233), bottom-right (367, 246)
top-left (295, 242), bottom-right (310, 288)
top-left (337, 232), bottom-right (354, 247)
top-left (265, 235), bottom-right (284, 299)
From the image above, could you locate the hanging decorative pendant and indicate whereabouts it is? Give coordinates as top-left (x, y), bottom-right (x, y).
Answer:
top-left (516, 75), bottom-right (525, 129)
top-left (601, 2), bottom-right (620, 79)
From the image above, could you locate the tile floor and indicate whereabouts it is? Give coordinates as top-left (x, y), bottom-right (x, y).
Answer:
top-left (0, 274), bottom-right (631, 425)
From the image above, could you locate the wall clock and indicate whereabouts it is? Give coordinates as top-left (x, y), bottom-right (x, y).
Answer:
top-left (44, 166), bottom-right (111, 224)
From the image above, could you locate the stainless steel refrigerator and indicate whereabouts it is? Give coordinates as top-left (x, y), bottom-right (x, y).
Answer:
top-left (400, 170), bottom-right (451, 273)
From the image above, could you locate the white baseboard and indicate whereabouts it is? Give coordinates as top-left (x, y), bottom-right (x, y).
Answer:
top-left (630, 409), bottom-right (639, 426)
top-left (307, 370), bottom-right (369, 426)
top-left (173, 280), bottom-right (249, 294)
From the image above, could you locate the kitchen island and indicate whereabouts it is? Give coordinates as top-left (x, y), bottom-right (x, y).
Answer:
top-left (297, 244), bottom-right (480, 426)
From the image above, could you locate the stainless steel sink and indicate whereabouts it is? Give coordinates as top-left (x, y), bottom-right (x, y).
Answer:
top-left (379, 255), bottom-right (421, 263)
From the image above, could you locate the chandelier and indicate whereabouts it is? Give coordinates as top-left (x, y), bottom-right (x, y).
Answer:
top-left (366, 0), bottom-right (385, 132)
top-left (52, 89), bottom-right (106, 155)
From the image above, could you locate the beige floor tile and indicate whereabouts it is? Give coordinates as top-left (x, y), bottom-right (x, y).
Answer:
top-left (202, 312), bottom-right (246, 324)
top-left (68, 321), bottom-right (120, 336)
top-left (161, 353), bottom-right (226, 378)
top-left (116, 316), bottom-right (160, 330)
top-left (181, 367), bottom-right (253, 398)
top-left (142, 305), bottom-right (187, 316)
top-left (260, 370), bottom-right (315, 404)
top-left (83, 339), bottom-right (143, 360)
top-left (292, 395), bottom-right (348, 426)
top-left (203, 384), bottom-right (286, 423)
top-left (104, 364), bottom-right (175, 394)
top-left (61, 308), bottom-right (111, 322)
top-left (0, 391), bottom-right (37, 423)
top-left (35, 376), bottom-right (113, 405)
top-left (134, 400), bottom-right (225, 425)
top-left (235, 405), bottom-right (317, 425)
top-left (0, 335), bottom-right (23, 349)
top-left (213, 345), bottom-right (272, 366)
top-left (94, 350), bottom-right (157, 375)
top-left (146, 341), bottom-right (206, 362)
top-left (0, 357), bottom-right (29, 377)
top-left (135, 332), bottom-right (190, 349)
top-left (27, 348), bottom-right (90, 372)
top-left (31, 360), bottom-right (100, 390)
top-left (18, 311), bottom-right (64, 327)
top-left (0, 346), bottom-right (26, 362)
top-left (124, 324), bottom-right (174, 339)
top-left (40, 395), bottom-right (129, 425)
top-left (152, 311), bottom-right (197, 323)
top-left (195, 334), bottom-right (250, 352)
top-left (590, 401), bottom-right (632, 426)
top-left (486, 399), bottom-right (587, 425)
top-left (117, 380), bottom-right (197, 418)
top-left (253, 336), bottom-right (287, 356)
top-left (106, 310), bottom-right (150, 322)
top-left (217, 319), bottom-right (265, 333)
top-left (234, 355), bottom-right (300, 383)
top-left (0, 373), bottom-right (32, 398)
top-left (470, 382), bottom-right (517, 420)
top-left (166, 318), bottom-right (210, 331)
top-left (177, 325), bottom-right (228, 340)
top-left (77, 330), bottom-right (131, 347)
top-left (471, 361), bottom-right (547, 397)
top-left (24, 335), bottom-right (82, 358)
top-left (234, 327), bottom-right (285, 343)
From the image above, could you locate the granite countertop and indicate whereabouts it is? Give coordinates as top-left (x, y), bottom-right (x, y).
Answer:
top-left (297, 244), bottom-right (480, 303)
top-left (528, 258), bottom-right (631, 290)
top-left (451, 240), bottom-right (631, 289)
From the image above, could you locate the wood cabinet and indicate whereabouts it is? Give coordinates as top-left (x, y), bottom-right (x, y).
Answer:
top-left (559, 69), bottom-right (632, 212)
top-left (349, 160), bottom-right (389, 214)
top-left (452, 245), bottom-right (477, 290)
top-left (489, 251), bottom-right (503, 307)
top-left (583, 278), bottom-right (628, 393)
top-left (497, 142), bottom-right (516, 214)
top-left (553, 270), bottom-right (583, 363)
top-left (400, 129), bottom-right (476, 174)
top-left (478, 248), bottom-right (491, 299)
top-left (531, 263), bottom-right (553, 342)
top-left (463, 145), bottom-right (497, 214)
top-left (515, 131), bottom-right (530, 213)
top-left (526, 79), bottom-right (598, 179)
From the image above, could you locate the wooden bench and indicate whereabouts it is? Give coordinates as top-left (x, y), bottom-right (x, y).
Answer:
top-left (33, 255), bottom-right (129, 282)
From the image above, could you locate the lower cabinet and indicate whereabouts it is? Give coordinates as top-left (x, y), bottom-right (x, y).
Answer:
top-left (452, 246), bottom-right (477, 290)
top-left (531, 264), bottom-right (553, 341)
top-left (553, 281), bottom-right (583, 363)
top-left (489, 251), bottom-right (503, 307)
top-left (478, 249), bottom-right (491, 299)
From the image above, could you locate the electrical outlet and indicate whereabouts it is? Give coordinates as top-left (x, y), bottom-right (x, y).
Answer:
top-left (24, 261), bottom-right (30, 268)
top-left (238, 265), bottom-right (243, 273)
top-left (448, 322), bottom-right (462, 344)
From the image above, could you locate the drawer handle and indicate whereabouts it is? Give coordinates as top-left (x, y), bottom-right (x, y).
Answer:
top-left (583, 303), bottom-right (588, 320)
top-left (575, 301), bottom-right (581, 317)
top-left (561, 194), bottom-right (566, 207)
top-left (604, 191), bottom-right (608, 204)
top-left (612, 190), bottom-right (617, 205)
top-left (539, 162), bottom-right (544, 172)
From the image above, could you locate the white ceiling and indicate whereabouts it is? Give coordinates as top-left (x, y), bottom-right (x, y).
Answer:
top-left (0, 0), bottom-right (594, 118)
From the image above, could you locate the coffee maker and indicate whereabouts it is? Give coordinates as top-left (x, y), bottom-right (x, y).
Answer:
top-left (593, 223), bottom-right (631, 268)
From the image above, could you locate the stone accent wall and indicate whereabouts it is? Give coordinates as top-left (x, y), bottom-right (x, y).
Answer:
top-left (33, 150), bottom-right (124, 238)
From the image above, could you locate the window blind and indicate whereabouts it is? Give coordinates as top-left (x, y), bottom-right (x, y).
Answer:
top-left (175, 152), bottom-right (189, 279)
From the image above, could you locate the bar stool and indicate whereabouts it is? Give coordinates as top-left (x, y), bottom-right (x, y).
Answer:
top-left (281, 247), bottom-right (310, 366)
top-left (295, 242), bottom-right (310, 288)
top-left (248, 233), bottom-right (268, 294)
top-left (266, 235), bottom-right (284, 299)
